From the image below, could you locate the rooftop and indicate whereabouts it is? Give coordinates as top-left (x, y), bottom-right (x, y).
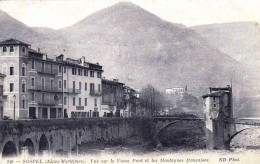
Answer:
top-left (0, 38), bottom-right (30, 46)
top-left (102, 78), bottom-right (124, 85)
top-left (202, 92), bottom-right (224, 98)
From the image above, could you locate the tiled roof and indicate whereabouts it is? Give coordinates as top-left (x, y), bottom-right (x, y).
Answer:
top-left (0, 38), bottom-right (30, 46)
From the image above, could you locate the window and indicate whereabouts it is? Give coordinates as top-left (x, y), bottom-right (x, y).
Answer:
top-left (78, 69), bottom-right (82, 76)
top-left (10, 46), bottom-right (14, 52)
top-left (84, 70), bottom-right (88, 76)
top-left (50, 79), bottom-right (54, 91)
top-left (85, 83), bottom-right (87, 90)
top-left (50, 63), bottom-right (53, 73)
top-left (97, 72), bottom-right (101, 78)
top-left (31, 92), bottom-right (35, 102)
top-left (41, 78), bottom-right (45, 90)
top-left (213, 104), bottom-right (217, 108)
top-left (64, 97), bottom-right (67, 105)
top-left (22, 64), bottom-right (26, 76)
top-left (22, 96), bottom-right (26, 109)
top-left (22, 82), bottom-right (26, 93)
top-left (10, 67), bottom-right (14, 75)
top-left (98, 84), bottom-right (101, 92)
top-left (41, 62), bottom-right (45, 72)
top-left (79, 82), bottom-right (81, 90)
top-left (31, 60), bottom-right (35, 70)
top-left (72, 68), bottom-right (76, 75)
top-left (59, 80), bottom-right (62, 89)
top-left (31, 77), bottom-right (35, 87)
top-left (73, 97), bottom-right (75, 106)
top-left (90, 83), bottom-right (95, 94)
top-left (41, 93), bottom-right (45, 103)
top-left (64, 80), bottom-right (67, 89)
top-left (94, 99), bottom-right (97, 107)
top-left (64, 66), bottom-right (66, 73)
top-left (85, 98), bottom-right (87, 106)
top-left (10, 83), bottom-right (14, 92)
top-left (3, 47), bottom-right (7, 53)
top-left (79, 98), bottom-right (81, 106)
top-left (90, 71), bottom-right (94, 77)
top-left (58, 65), bottom-right (62, 74)
top-left (22, 47), bottom-right (26, 53)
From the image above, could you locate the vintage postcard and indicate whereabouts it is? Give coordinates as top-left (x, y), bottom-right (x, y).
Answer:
top-left (0, 0), bottom-right (259, 163)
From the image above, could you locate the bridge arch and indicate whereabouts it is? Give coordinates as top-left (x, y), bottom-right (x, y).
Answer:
top-left (226, 127), bottom-right (260, 149)
top-left (155, 119), bottom-right (205, 148)
top-left (19, 138), bottom-right (35, 156)
top-left (38, 134), bottom-right (50, 155)
top-left (2, 141), bottom-right (18, 158)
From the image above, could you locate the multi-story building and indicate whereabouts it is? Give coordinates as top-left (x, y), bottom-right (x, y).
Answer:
top-left (101, 78), bottom-right (124, 117)
top-left (58, 55), bottom-right (103, 118)
top-left (123, 86), bottom-right (140, 117)
top-left (0, 38), bottom-right (103, 119)
top-left (27, 49), bottom-right (63, 119)
top-left (0, 73), bottom-right (6, 119)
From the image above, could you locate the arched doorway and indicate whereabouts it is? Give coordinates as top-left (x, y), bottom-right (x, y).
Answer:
top-left (39, 135), bottom-right (49, 155)
top-left (19, 138), bottom-right (35, 156)
top-left (2, 141), bottom-right (17, 158)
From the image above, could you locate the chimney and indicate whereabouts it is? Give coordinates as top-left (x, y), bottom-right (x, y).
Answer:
top-left (96, 63), bottom-right (99, 65)
top-left (38, 47), bottom-right (40, 52)
top-left (57, 54), bottom-right (64, 61)
top-left (113, 79), bottom-right (119, 82)
top-left (43, 54), bottom-right (47, 60)
top-left (81, 56), bottom-right (85, 66)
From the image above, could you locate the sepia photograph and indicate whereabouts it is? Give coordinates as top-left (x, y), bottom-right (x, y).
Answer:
top-left (0, 0), bottom-right (259, 163)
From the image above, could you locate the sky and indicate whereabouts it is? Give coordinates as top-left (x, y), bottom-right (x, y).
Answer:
top-left (0, 0), bottom-right (259, 29)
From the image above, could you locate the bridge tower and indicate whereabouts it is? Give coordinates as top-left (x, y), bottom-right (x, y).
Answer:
top-left (203, 85), bottom-right (234, 149)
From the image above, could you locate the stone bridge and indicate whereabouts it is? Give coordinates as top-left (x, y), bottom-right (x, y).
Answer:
top-left (1, 116), bottom-right (260, 158)
top-left (0, 118), bottom-right (151, 159)
top-left (151, 116), bottom-right (260, 150)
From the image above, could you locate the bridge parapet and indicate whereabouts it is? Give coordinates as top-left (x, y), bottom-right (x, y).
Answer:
top-left (0, 118), bottom-right (150, 158)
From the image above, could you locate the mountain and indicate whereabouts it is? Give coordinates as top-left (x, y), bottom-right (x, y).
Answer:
top-left (191, 22), bottom-right (260, 61)
top-left (57, 2), bottom-right (240, 94)
top-left (0, 3), bottom-right (241, 95)
top-left (192, 22), bottom-right (260, 95)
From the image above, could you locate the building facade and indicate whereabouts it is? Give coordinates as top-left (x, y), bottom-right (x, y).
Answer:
top-left (0, 38), bottom-right (103, 119)
top-left (59, 55), bottom-right (103, 118)
top-left (101, 78), bottom-right (124, 117)
top-left (27, 50), bottom-right (63, 119)
top-left (123, 86), bottom-right (140, 117)
top-left (0, 73), bottom-right (6, 120)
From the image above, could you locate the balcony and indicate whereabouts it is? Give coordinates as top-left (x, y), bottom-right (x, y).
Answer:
top-left (64, 88), bottom-right (81, 94)
top-left (38, 99), bottom-right (57, 106)
top-left (90, 90), bottom-right (101, 96)
top-left (37, 69), bottom-right (58, 76)
top-left (28, 85), bottom-right (62, 93)
top-left (109, 102), bottom-right (117, 106)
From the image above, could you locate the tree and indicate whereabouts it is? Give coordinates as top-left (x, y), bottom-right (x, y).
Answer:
top-left (139, 84), bottom-right (165, 116)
